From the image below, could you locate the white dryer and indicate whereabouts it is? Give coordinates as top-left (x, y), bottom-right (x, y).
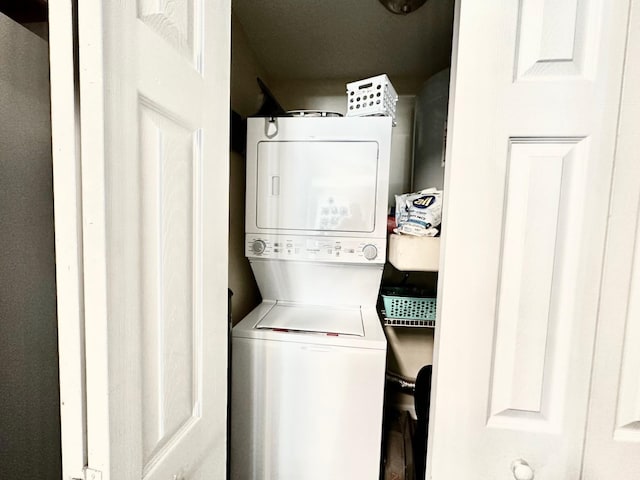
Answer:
top-left (231, 116), bottom-right (393, 480)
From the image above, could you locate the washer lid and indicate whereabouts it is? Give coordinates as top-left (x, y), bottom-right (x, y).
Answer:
top-left (255, 303), bottom-right (364, 336)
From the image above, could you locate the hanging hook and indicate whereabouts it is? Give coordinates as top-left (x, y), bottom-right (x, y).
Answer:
top-left (264, 116), bottom-right (279, 138)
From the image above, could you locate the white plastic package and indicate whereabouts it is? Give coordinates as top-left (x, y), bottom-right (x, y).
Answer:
top-left (394, 188), bottom-right (442, 237)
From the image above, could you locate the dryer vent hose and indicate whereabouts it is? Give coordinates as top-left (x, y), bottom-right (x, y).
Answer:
top-left (385, 370), bottom-right (416, 395)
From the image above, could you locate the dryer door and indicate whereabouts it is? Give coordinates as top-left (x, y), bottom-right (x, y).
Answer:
top-left (255, 141), bottom-right (379, 233)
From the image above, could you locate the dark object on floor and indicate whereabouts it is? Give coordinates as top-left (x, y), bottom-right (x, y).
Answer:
top-left (383, 410), bottom-right (416, 480)
top-left (413, 365), bottom-right (433, 480)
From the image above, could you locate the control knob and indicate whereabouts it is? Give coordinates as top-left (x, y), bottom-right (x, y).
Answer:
top-left (362, 244), bottom-right (378, 261)
top-left (251, 239), bottom-right (266, 255)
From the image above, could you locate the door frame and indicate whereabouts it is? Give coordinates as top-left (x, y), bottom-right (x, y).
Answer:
top-left (49, 0), bottom-right (87, 478)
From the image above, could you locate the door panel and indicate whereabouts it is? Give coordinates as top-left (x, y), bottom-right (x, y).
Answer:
top-left (138, 0), bottom-right (199, 65)
top-left (429, 0), bottom-right (629, 477)
top-left (582, 1), bottom-right (640, 476)
top-left (614, 222), bottom-right (640, 442)
top-left (489, 139), bottom-right (587, 432)
top-left (75, 0), bottom-right (230, 478)
top-left (515, 0), bottom-right (599, 79)
top-left (139, 102), bottom-right (199, 470)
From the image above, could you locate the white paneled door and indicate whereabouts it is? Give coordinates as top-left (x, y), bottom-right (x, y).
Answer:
top-left (582, 1), bottom-right (640, 478)
top-left (430, 0), bottom-right (632, 478)
top-left (50, 0), bottom-right (231, 479)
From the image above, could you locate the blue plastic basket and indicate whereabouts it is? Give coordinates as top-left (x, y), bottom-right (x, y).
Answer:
top-left (381, 294), bottom-right (437, 321)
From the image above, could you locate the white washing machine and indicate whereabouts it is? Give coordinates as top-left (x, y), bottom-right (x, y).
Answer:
top-left (231, 115), bottom-right (393, 480)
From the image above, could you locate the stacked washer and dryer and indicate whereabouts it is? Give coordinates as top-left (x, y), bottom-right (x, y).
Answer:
top-left (231, 114), bottom-right (393, 479)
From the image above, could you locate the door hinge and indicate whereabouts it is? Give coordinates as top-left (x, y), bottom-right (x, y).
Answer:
top-left (73, 467), bottom-right (101, 480)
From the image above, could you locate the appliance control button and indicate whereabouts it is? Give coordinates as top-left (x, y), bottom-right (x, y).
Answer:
top-left (251, 239), bottom-right (266, 255)
top-left (363, 244), bottom-right (378, 261)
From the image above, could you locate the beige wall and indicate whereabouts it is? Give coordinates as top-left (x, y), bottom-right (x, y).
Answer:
top-left (0, 14), bottom-right (61, 478)
top-left (231, 14), bottom-right (269, 118)
top-left (228, 14), bottom-right (265, 322)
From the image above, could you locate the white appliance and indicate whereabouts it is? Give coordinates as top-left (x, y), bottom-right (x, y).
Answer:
top-left (231, 116), bottom-right (392, 480)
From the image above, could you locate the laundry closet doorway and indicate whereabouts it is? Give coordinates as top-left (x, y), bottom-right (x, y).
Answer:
top-left (48, 0), bottom-right (640, 479)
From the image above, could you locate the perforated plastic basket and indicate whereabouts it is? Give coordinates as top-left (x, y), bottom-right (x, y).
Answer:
top-left (346, 74), bottom-right (398, 121)
top-left (381, 294), bottom-right (437, 321)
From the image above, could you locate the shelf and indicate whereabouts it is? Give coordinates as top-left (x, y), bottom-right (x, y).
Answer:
top-left (383, 316), bottom-right (436, 328)
top-left (388, 234), bottom-right (440, 272)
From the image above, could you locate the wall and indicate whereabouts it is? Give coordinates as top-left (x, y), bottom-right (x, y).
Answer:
top-left (0, 13), bottom-right (62, 479)
top-left (228, 14), bottom-right (266, 322)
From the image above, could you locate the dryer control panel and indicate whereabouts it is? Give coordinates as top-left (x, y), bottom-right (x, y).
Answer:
top-left (245, 234), bottom-right (385, 264)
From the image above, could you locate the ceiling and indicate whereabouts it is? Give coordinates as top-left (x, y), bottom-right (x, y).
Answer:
top-left (232, 0), bottom-right (455, 82)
